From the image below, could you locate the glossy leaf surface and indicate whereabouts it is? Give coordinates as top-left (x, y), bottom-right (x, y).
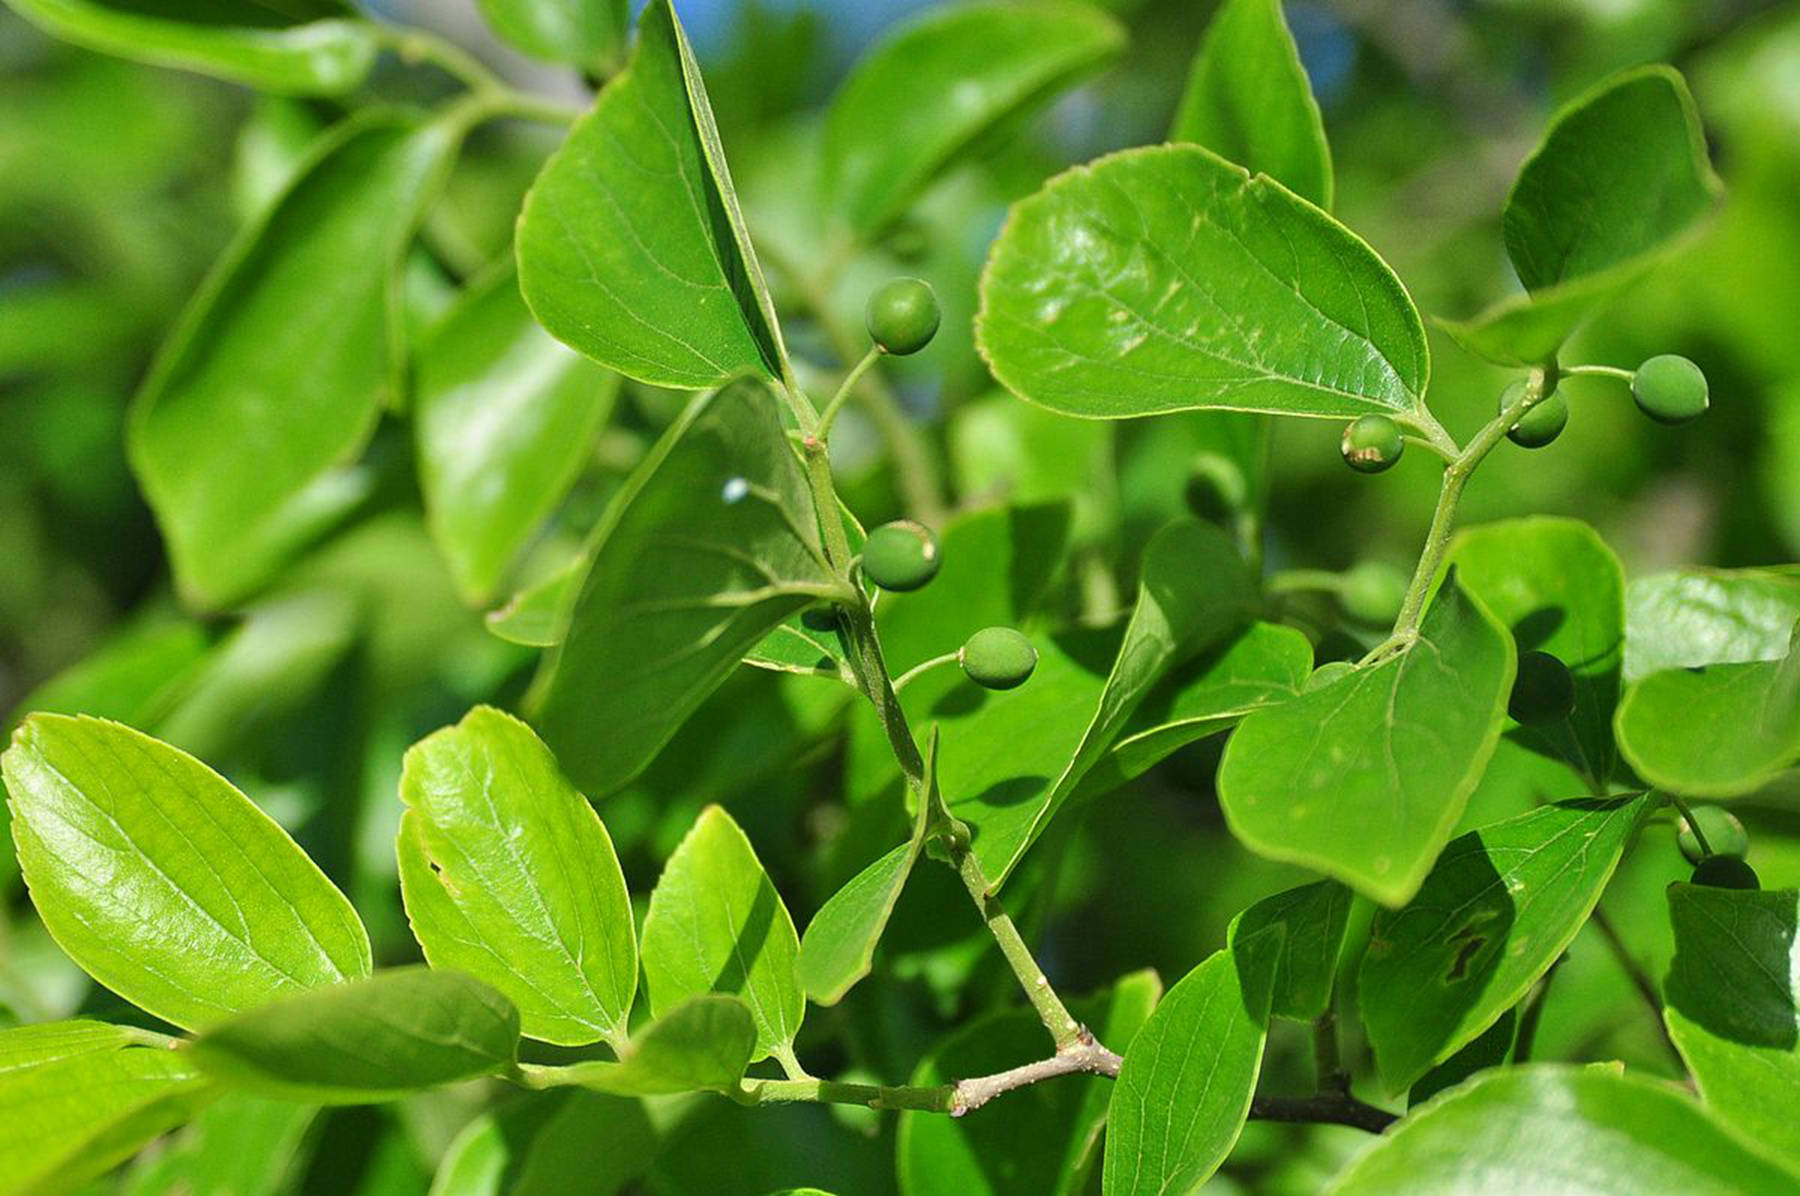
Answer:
top-left (1228, 879), bottom-right (1351, 1021)
top-left (1171, 0), bottom-right (1332, 208)
top-left (1624, 567), bottom-right (1800, 682)
top-left (640, 806), bottom-right (804, 1063)
top-left (131, 111), bottom-right (462, 608)
top-left (532, 381), bottom-right (840, 795)
top-left (3, 715), bottom-right (371, 1031)
top-left (527, 995), bottom-right (757, 1097)
top-left (517, 0), bottom-right (788, 389)
top-left (190, 968), bottom-right (520, 1103)
top-left (978, 144), bottom-right (1429, 422)
top-left (822, 0), bottom-right (1124, 237)
top-left (398, 706), bottom-right (637, 1047)
top-left (1360, 796), bottom-right (1647, 1091)
top-left (1219, 578), bottom-right (1515, 906)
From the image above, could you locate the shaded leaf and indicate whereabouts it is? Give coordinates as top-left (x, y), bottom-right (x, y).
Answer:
top-left (1359, 796), bottom-right (1648, 1092)
top-left (398, 706), bottom-right (637, 1047)
top-left (131, 110), bottom-right (464, 608)
top-left (124, 1093), bottom-right (319, 1196)
top-left (1228, 879), bottom-right (1351, 1022)
top-left (1219, 577), bottom-right (1515, 906)
top-left (640, 806), bottom-right (804, 1063)
top-left (978, 144), bottom-right (1430, 423)
top-left (429, 1089), bottom-right (657, 1196)
top-left (517, 0), bottom-right (789, 389)
top-left (2, 715), bottom-right (371, 1031)
top-left (822, 0), bottom-right (1124, 238)
top-left (1171, 0), bottom-right (1332, 209)
top-left (190, 968), bottom-right (519, 1103)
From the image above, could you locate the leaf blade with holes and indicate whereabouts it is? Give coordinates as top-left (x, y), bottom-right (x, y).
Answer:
top-left (1324, 1066), bottom-right (1798, 1195)
top-left (1103, 931), bottom-right (1282, 1196)
top-left (397, 706), bottom-right (637, 1047)
top-left (516, 0), bottom-right (789, 389)
top-left (822, 0), bottom-right (1124, 239)
top-left (1664, 884), bottom-right (1800, 1170)
top-left (5, 0), bottom-right (377, 95)
top-left (1441, 66), bottom-right (1721, 365)
top-left (1359, 795), bottom-right (1648, 1092)
top-left (1, 714), bottom-right (371, 1031)
top-left (1218, 577), bottom-right (1515, 906)
top-left (129, 110), bottom-right (464, 608)
top-left (640, 806), bottom-right (804, 1064)
top-left (189, 968), bottom-right (520, 1103)
top-left (1172, 0), bottom-right (1332, 209)
top-left (416, 267), bottom-right (618, 606)
top-left (531, 380), bottom-right (842, 795)
top-left (978, 144), bottom-right (1429, 422)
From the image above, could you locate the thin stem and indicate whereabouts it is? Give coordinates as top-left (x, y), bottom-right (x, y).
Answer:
top-left (954, 848), bottom-right (1085, 1050)
top-left (741, 1075), bottom-right (955, 1112)
top-left (1390, 372), bottom-right (1549, 637)
top-left (817, 346), bottom-right (884, 439)
top-left (375, 26), bottom-right (584, 128)
top-left (892, 651), bottom-right (960, 692)
top-left (1668, 794), bottom-right (1712, 856)
top-left (1590, 907), bottom-right (1686, 1071)
top-left (951, 1031), bottom-right (1120, 1114)
top-left (1564, 363), bottom-right (1635, 384)
top-left (1250, 1094), bottom-right (1397, 1134)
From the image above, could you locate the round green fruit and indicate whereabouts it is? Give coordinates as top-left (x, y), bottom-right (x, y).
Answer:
top-left (1499, 379), bottom-right (1568, 449)
top-left (1339, 561), bottom-right (1409, 625)
top-left (862, 521), bottom-right (940, 592)
top-left (1676, 806), bottom-right (1749, 865)
top-left (959, 627), bottom-right (1037, 690)
top-left (1508, 650), bottom-right (1575, 724)
top-left (1691, 855), bottom-right (1759, 891)
top-left (1631, 354), bottom-right (1708, 425)
top-left (1183, 452), bottom-right (1248, 525)
top-left (866, 277), bottom-right (940, 355)
top-left (1341, 415), bottom-right (1404, 474)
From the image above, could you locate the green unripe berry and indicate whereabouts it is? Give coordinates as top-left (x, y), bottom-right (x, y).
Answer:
top-left (866, 277), bottom-right (940, 355)
top-left (959, 626), bottom-right (1037, 690)
top-left (862, 520), bottom-right (940, 592)
top-left (1183, 452), bottom-right (1248, 525)
top-left (1303, 661), bottom-right (1355, 693)
top-left (1508, 650), bottom-right (1575, 724)
top-left (1339, 561), bottom-right (1409, 625)
top-left (1676, 806), bottom-right (1749, 865)
top-left (1691, 854), bottom-right (1760, 891)
top-left (1631, 354), bottom-right (1708, 425)
top-left (1499, 379), bottom-right (1569, 449)
top-left (1341, 415), bottom-right (1404, 474)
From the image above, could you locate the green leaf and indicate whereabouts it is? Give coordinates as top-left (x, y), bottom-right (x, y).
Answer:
top-left (1228, 879), bottom-right (1352, 1021)
top-left (2, 715), bottom-right (371, 1031)
top-left (1664, 884), bottom-right (1800, 1169)
top-left (477, 0), bottom-right (628, 70)
top-left (417, 267), bottom-right (618, 606)
top-left (0, 1020), bottom-right (158, 1075)
top-left (1219, 576), bottom-right (1515, 906)
top-left (1616, 623), bottom-right (1800, 798)
top-left (1408, 1008), bottom-right (1516, 1107)
top-left (1452, 517), bottom-right (1626, 785)
top-left (398, 706), bottom-right (637, 1048)
top-left (531, 380), bottom-right (841, 795)
top-left (1625, 567), bottom-right (1800, 682)
top-left (1359, 795), bottom-right (1648, 1092)
top-left (821, 0), bottom-right (1124, 238)
top-left (124, 1093), bottom-right (319, 1196)
top-left (1171, 0), bottom-right (1332, 209)
top-left (190, 968), bottom-right (519, 1103)
top-left (430, 1090), bottom-right (657, 1196)
top-left (1080, 620), bottom-right (1314, 798)
top-left (130, 110), bottom-right (464, 608)
top-left (640, 806), bottom-right (804, 1064)
top-left (522, 995), bottom-right (757, 1097)
top-left (1441, 66), bottom-right (1721, 366)
top-left (923, 520), bottom-right (1255, 888)
top-left (486, 558), bottom-right (582, 649)
top-left (517, 0), bottom-right (789, 389)
top-left (4, 0), bottom-right (377, 95)
top-left (1103, 931), bottom-right (1282, 1196)
top-left (799, 845), bottom-right (912, 1007)
top-left (0, 1047), bottom-right (217, 1196)
top-left (977, 144), bottom-right (1429, 422)
top-left (1324, 1066), bottom-right (1798, 1195)
top-left (898, 971), bottom-right (1161, 1196)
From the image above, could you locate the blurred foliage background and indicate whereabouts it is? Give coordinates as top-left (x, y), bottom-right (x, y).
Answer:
top-left (2, 0), bottom-right (1798, 1191)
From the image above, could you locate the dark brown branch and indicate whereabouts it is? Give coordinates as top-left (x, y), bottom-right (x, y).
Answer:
top-left (1250, 1094), bottom-right (1398, 1134)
